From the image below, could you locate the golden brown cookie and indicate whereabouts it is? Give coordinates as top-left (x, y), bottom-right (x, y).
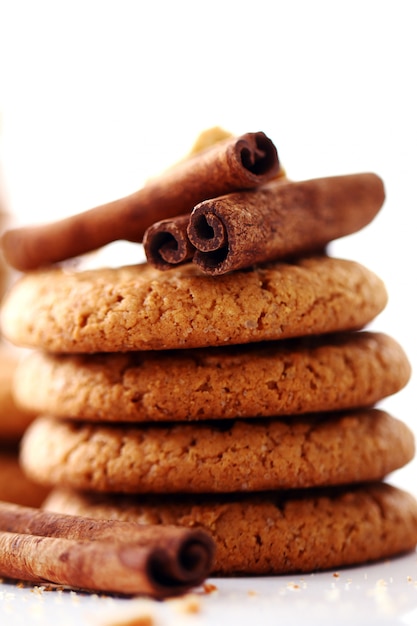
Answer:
top-left (12, 332), bottom-right (410, 422)
top-left (20, 410), bottom-right (414, 494)
top-left (43, 482), bottom-right (417, 575)
top-left (0, 347), bottom-right (37, 441)
top-left (0, 255), bottom-right (387, 353)
top-left (0, 447), bottom-right (49, 507)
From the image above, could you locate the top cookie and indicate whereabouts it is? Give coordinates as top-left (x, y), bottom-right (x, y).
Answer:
top-left (0, 255), bottom-right (387, 353)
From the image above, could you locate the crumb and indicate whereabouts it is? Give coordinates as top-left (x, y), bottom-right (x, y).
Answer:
top-left (247, 590), bottom-right (257, 596)
top-left (333, 572), bottom-right (340, 578)
top-left (286, 582), bottom-right (300, 591)
top-left (203, 583), bottom-right (218, 594)
top-left (102, 617), bottom-right (154, 626)
top-left (70, 590), bottom-right (81, 605)
top-left (96, 599), bottom-right (157, 626)
top-left (31, 586), bottom-right (45, 596)
top-left (170, 593), bottom-right (201, 614)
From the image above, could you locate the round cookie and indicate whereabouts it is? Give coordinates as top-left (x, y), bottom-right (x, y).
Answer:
top-left (0, 255), bottom-right (387, 353)
top-left (0, 347), bottom-right (37, 441)
top-left (43, 482), bottom-right (417, 575)
top-left (12, 331), bottom-right (410, 422)
top-left (20, 410), bottom-right (414, 494)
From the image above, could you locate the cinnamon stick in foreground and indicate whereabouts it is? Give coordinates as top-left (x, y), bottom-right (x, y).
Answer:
top-left (1, 131), bottom-right (280, 271)
top-left (185, 172), bottom-right (385, 275)
top-left (0, 501), bottom-right (215, 597)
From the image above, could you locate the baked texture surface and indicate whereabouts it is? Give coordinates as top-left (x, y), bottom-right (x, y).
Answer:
top-left (13, 331), bottom-right (410, 422)
top-left (43, 482), bottom-right (417, 575)
top-left (20, 410), bottom-right (414, 494)
top-left (0, 256), bottom-right (387, 352)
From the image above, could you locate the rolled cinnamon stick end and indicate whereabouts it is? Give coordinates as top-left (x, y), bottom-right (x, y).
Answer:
top-left (143, 214), bottom-right (195, 270)
top-left (187, 173), bottom-right (385, 275)
top-left (1, 131), bottom-right (279, 271)
top-left (0, 501), bottom-right (215, 596)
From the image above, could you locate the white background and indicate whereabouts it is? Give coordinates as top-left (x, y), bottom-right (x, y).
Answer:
top-left (0, 3), bottom-right (416, 623)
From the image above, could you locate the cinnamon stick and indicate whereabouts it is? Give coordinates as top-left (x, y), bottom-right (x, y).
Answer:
top-left (1, 131), bottom-right (280, 271)
top-left (0, 501), bottom-right (215, 597)
top-left (143, 214), bottom-right (195, 270)
top-left (186, 173), bottom-right (385, 275)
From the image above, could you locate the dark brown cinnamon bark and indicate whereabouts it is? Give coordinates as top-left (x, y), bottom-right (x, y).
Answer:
top-left (0, 501), bottom-right (215, 596)
top-left (1, 131), bottom-right (279, 271)
top-left (187, 173), bottom-right (385, 275)
top-left (143, 214), bottom-right (195, 270)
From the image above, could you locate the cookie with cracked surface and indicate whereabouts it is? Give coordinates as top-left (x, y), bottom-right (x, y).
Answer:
top-left (0, 255), bottom-right (387, 353)
top-left (20, 410), bottom-right (414, 494)
top-left (13, 331), bottom-right (410, 422)
top-left (42, 482), bottom-right (417, 575)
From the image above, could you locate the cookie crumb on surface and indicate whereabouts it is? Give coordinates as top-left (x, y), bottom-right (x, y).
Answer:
top-left (169, 593), bottom-right (201, 614)
top-left (97, 608), bottom-right (155, 626)
top-left (102, 617), bottom-right (154, 626)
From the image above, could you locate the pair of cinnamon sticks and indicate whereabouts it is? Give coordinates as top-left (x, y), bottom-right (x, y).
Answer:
top-left (0, 131), bottom-right (385, 275)
top-left (143, 172), bottom-right (385, 275)
top-left (0, 500), bottom-right (214, 597)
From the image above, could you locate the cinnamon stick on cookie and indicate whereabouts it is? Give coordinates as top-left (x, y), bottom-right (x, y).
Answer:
top-left (143, 214), bottom-right (195, 270)
top-left (0, 501), bottom-right (215, 597)
top-left (1, 132), bottom-right (279, 271)
top-left (184, 172), bottom-right (384, 275)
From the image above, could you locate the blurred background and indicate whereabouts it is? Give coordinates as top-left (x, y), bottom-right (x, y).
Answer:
top-left (0, 0), bottom-right (416, 490)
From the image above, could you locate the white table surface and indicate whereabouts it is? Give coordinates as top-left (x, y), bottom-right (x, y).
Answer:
top-left (1, 550), bottom-right (417, 626)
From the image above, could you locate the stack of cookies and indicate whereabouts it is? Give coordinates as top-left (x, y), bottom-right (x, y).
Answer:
top-left (0, 214), bottom-right (49, 508)
top-left (1, 251), bottom-right (417, 575)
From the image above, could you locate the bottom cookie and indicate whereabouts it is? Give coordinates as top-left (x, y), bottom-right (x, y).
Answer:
top-left (43, 482), bottom-right (417, 576)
